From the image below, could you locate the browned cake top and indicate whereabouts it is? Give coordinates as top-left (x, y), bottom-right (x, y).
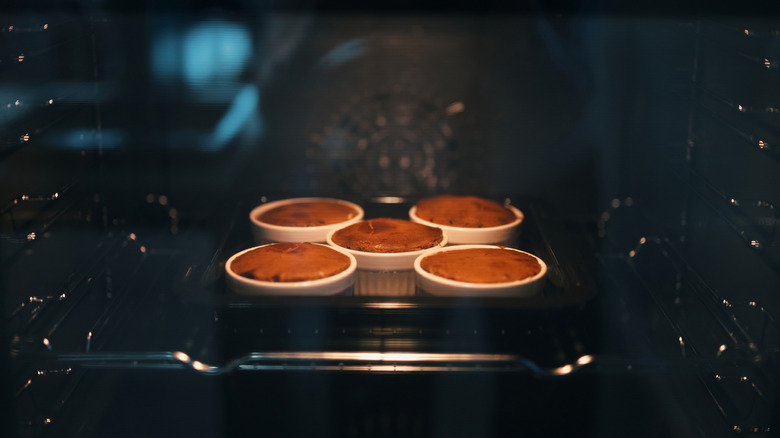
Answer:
top-left (415, 195), bottom-right (516, 228)
top-left (331, 218), bottom-right (444, 253)
top-left (420, 247), bottom-right (541, 283)
top-left (256, 201), bottom-right (359, 227)
top-left (231, 242), bottom-right (351, 282)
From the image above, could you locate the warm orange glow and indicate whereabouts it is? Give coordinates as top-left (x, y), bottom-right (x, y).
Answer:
top-left (173, 351), bottom-right (191, 363)
top-left (260, 351), bottom-right (516, 363)
top-left (192, 361), bottom-right (210, 372)
top-left (446, 101), bottom-right (465, 115)
top-left (576, 355), bottom-right (594, 366)
top-left (552, 364), bottom-right (573, 375)
top-left (363, 302), bottom-right (416, 309)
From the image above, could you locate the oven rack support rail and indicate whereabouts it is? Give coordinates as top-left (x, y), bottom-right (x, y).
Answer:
top-left (11, 349), bottom-right (770, 377)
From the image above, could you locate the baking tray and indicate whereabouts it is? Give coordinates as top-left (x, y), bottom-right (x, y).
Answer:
top-left (218, 196), bottom-right (597, 310)
top-left (214, 196), bottom-right (599, 361)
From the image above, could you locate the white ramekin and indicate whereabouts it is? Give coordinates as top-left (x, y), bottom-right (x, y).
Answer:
top-left (414, 244), bottom-right (546, 297)
top-left (225, 243), bottom-right (357, 296)
top-left (408, 203), bottom-right (523, 246)
top-left (326, 227), bottom-right (448, 296)
top-left (249, 197), bottom-right (364, 244)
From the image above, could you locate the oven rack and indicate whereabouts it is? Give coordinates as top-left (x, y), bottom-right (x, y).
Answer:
top-left (5, 194), bottom-right (776, 437)
top-left (8, 197), bottom-right (602, 357)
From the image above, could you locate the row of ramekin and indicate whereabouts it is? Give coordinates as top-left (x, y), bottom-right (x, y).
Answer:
top-left (249, 197), bottom-right (524, 246)
top-left (226, 197), bottom-right (543, 297)
top-left (226, 243), bottom-right (546, 297)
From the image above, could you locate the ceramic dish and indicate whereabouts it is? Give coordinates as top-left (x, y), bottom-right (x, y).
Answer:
top-left (414, 244), bottom-right (546, 297)
top-left (326, 219), bottom-right (447, 295)
top-left (408, 199), bottom-right (523, 245)
top-left (225, 243), bottom-right (357, 295)
top-left (249, 197), bottom-right (364, 244)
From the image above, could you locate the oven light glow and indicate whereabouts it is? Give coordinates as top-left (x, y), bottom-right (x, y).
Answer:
top-left (263, 351), bottom-right (515, 363)
top-left (173, 351), bottom-right (191, 363)
top-left (367, 365), bottom-right (406, 372)
top-left (552, 364), bottom-right (573, 375)
top-left (576, 355), bottom-right (594, 366)
top-left (192, 361), bottom-right (210, 372)
top-left (446, 101), bottom-right (465, 115)
top-left (364, 302), bottom-right (416, 309)
top-left (371, 196), bottom-right (406, 204)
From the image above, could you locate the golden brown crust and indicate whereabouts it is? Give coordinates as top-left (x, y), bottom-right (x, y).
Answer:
top-left (256, 201), bottom-right (359, 227)
top-left (415, 195), bottom-right (516, 228)
top-left (420, 247), bottom-right (541, 283)
top-left (331, 218), bottom-right (444, 253)
top-left (231, 242), bottom-right (351, 282)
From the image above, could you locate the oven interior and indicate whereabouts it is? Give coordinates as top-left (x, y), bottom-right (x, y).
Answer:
top-left (2, 3), bottom-right (778, 437)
